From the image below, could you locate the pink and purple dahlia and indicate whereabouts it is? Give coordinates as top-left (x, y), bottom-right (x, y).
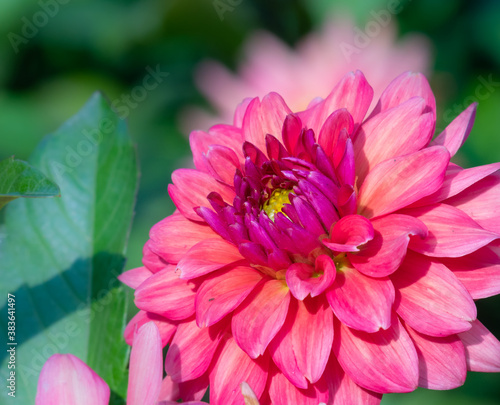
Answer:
top-left (121, 71), bottom-right (500, 404)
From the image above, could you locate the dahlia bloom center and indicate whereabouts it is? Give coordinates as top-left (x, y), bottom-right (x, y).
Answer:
top-left (192, 117), bottom-right (364, 287)
top-left (262, 188), bottom-right (293, 221)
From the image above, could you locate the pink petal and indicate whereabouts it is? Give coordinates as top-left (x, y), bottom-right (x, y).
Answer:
top-left (298, 70), bottom-right (373, 135)
top-left (158, 402), bottom-right (206, 405)
top-left (205, 144), bottom-right (241, 184)
top-left (268, 367), bottom-right (327, 405)
top-left (196, 265), bottom-right (264, 327)
top-left (333, 314), bottom-right (419, 393)
top-left (165, 318), bottom-right (226, 382)
top-left (168, 169), bottom-right (235, 222)
top-left (190, 130), bottom-right (215, 173)
top-left (159, 374), bottom-right (208, 402)
top-left (36, 354), bottom-right (110, 405)
top-left (150, 212), bottom-right (217, 264)
top-left (118, 266), bottom-right (153, 289)
top-left (392, 251), bottom-right (476, 336)
top-left (268, 299), bottom-right (308, 389)
top-left (439, 244), bottom-right (500, 299)
top-left (127, 322), bottom-right (163, 405)
top-left (404, 323), bottom-right (466, 390)
top-left (317, 108), bottom-right (354, 158)
top-left (406, 203), bottom-right (499, 257)
top-left (445, 172), bottom-right (500, 234)
top-left (431, 103), bottom-right (477, 157)
top-left (266, 133), bottom-right (289, 160)
top-left (210, 337), bottom-right (269, 405)
top-left (369, 71), bottom-right (436, 117)
top-left (338, 183), bottom-right (356, 217)
top-left (326, 263), bottom-right (394, 333)
top-left (324, 355), bottom-right (382, 405)
top-left (322, 214), bottom-right (374, 252)
top-left (355, 97), bottom-right (435, 184)
top-left (281, 113), bottom-right (302, 154)
top-left (142, 240), bottom-right (168, 273)
top-left (158, 376), bottom-right (179, 402)
top-left (189, 126), bottom-right (244, 172)
top-left (240, 381), bottom-right (260, 405)
top-left (234, 99), bottom-right (253, 128)
top-left (357, 146), bottom-right (449, 219)
top-left (177, 238), bottom-right (245, 279)
top-left (458, 319), bottom-right (500, 372)
top-left (135, 265), bottom-right (197, 321)
top-left (336, 135), bottom-right (356, 187)
top-left (290, 299), bottom-right (333, 384)
top-left (412, 162), bottom-right (500, 207)
top-left (285, 255), bottom-right (336, 300)
top-left (124, 310), bottom-right (177, 348)
top-left (349, 214), bottom-right (428, 277)
top-left (232, 279), bottom-right (291, 358)
top-left (269, 298), bottom-right (334, 386)
top-left (242, 93), bottom-right (292, 153)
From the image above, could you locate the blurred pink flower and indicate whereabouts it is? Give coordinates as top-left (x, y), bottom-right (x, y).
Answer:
top-left (36, 322), bottom-right (207, 405)
top-left (36, 353), bottom-right (110, 405)
top-left (183, 17), bottom-right (431, 131)
top-left (126, 70), bottom-right (500, 404)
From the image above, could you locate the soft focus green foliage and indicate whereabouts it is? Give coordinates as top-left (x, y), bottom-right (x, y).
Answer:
top-left (0, 93), bottom-right (138, 404)
top-left (0, 156), bottom-right (60, 209)
top-left (0, 0), bottom-right (499, 403)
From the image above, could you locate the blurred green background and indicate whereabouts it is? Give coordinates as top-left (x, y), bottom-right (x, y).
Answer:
top-left (0, 0), bottom-right (499, 403)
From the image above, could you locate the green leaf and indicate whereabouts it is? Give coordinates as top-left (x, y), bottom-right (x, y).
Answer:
top-left (0, 156), bottom-right (60, 209)
top-left (305, 0), bottom-right (391, 25)
top-left (0, 92), bottom-right (139, 404)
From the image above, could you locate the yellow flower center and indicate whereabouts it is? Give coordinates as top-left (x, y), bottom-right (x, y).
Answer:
top-left (263, 188), bottom-right (292, 221)
top-left (333, 253), bottom-right (349, 271)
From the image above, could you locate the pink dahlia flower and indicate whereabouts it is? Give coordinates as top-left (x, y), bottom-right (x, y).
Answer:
top-left (124, 70), bottom-right (500, 404)
top-left (184, 17), bottom-right (431, 130)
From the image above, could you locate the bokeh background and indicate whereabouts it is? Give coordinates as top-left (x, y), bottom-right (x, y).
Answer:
top-left (1, 0), bottom-right (499, 403)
